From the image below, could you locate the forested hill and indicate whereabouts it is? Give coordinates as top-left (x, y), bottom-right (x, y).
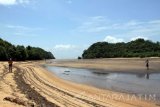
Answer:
top-left (0, 38), bottom-right (55, 61)
top-left (82, 39), bottom-right (160, 59)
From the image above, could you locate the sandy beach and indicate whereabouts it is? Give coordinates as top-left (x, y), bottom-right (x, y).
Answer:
top-left (0, 58), bottom-right (160, 107)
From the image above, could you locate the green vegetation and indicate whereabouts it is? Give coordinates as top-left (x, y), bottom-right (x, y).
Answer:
top-left (77, 56), bottom-right (82, 59)
top-left (0, 38), bottom-right (55, 61)
top-left (82, 38), bottom-right (160, 59)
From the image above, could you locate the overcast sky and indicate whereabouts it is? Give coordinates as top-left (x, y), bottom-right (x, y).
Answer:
top-left (0, 0), bottom-right (160, 59)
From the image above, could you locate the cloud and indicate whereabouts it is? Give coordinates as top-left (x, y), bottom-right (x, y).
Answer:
top-left (74, 16), bottom-right (160, 41)
top-left (6, 25), bottom-right (30, 30)
top-left (53, 44), bottom-right (89, 59)
top-left (54, 44), bottom-right (76, 50)
top-left (6, 25), bottom-right (43, 30)
top-left (131, 36), bottom-right (148, 41)
top-left (66, 0), bottom-right (72, 4)
top-left (18, 0), bottom-right (30, 4)
top-left (110, 20), bottom-right (160, 35)
top-left (0, 0), bottom-right (30, 5)
top-left (0, 0), bottom-right (16, 5)
top-left (76, 16), bottom-right (109, 33)
top-left (5, 24), bottom-right (44, 36)
top-left (104, 36), bottom-right (124, 43)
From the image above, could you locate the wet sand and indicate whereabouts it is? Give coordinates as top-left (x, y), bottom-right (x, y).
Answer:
top-left (49, 58), bottom-right (160, 73)
top-left (45, 66), bottom-right (160, 100)
top-left (0, 59), bottom-right (160, 107)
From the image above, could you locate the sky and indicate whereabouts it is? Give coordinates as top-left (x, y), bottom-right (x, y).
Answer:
top-left (0, 0), bottom-right (160, 59)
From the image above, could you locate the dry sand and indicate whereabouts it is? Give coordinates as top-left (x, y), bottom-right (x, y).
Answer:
top-left (0, 58), bottom-right (160, 107)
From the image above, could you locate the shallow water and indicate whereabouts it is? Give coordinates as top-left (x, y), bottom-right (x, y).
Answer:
top-left (45, 66), bottom-right (160, 100)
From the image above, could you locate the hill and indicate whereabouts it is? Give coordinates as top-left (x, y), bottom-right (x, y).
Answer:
top-left (0, 38), bottom-right (55, 61)
top-left (82, 38), bottom-right (160, 59)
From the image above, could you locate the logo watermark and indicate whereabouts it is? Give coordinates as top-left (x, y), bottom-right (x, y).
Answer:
top-left (75, 91), bottom-right (157, 102)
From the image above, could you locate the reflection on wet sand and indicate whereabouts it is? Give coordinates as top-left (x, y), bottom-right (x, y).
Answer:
top-left (45, 66), bottom-right (160, 100)
top-left (146, 72), bottom-right (150, 79)
top-left (136, 72), bottom-right (150, 79)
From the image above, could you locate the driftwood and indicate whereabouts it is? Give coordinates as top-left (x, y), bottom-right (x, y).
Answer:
top-left (3, 97), bottom-right (35, 107)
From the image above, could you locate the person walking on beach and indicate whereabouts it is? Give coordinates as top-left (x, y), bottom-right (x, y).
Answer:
top-left (145, 59), bottom-right (149, 70)
top-left (8, 58), bottom-right (13, 73)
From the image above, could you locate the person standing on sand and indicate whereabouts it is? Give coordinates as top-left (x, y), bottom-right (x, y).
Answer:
top-left (8, 58), bottom-right (13, 73)
top-left (145, 59), bottom-right (149, 70)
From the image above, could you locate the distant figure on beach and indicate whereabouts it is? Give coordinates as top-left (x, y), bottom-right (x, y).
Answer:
top-left (8, 58), bottom-right (13, 73)
top-left (145, 59), bottom-right (149, 70)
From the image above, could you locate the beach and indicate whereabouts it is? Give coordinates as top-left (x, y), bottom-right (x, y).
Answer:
top-left (0, 58), bottom-right (160, 107)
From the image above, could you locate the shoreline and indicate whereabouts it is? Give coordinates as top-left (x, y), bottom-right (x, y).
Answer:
top-left (48, 58), bottom-right (160, 73)
top-left (43, 64), bottom-right (160, 102)
top-left (45, 64), bottom-right (160, 74)
top-left (0, 61), bottom-right (159, 107)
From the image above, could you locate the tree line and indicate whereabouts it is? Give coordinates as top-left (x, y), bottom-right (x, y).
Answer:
top-left (0, 38), bottom-right (55, 61)
top-left (82, 38), bottom-right (160, 59)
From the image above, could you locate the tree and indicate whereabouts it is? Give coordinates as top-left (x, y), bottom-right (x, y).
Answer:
top-left (26, 46), bottom-right (55, 60)
top-left (45, 52), bottom-right (55, 59)
top-left (0, 46), bottom-right (8, 61)
top-left (8, 46), bottom-right (17, 60)
top-left (0, 38), bottom-right (55, 61)
top-left (16, 45), bottom-right (28, 61)
top-left (82, 38), bottom-right (160, 59)
top-left (78, 56), bottom-right (82, 59)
